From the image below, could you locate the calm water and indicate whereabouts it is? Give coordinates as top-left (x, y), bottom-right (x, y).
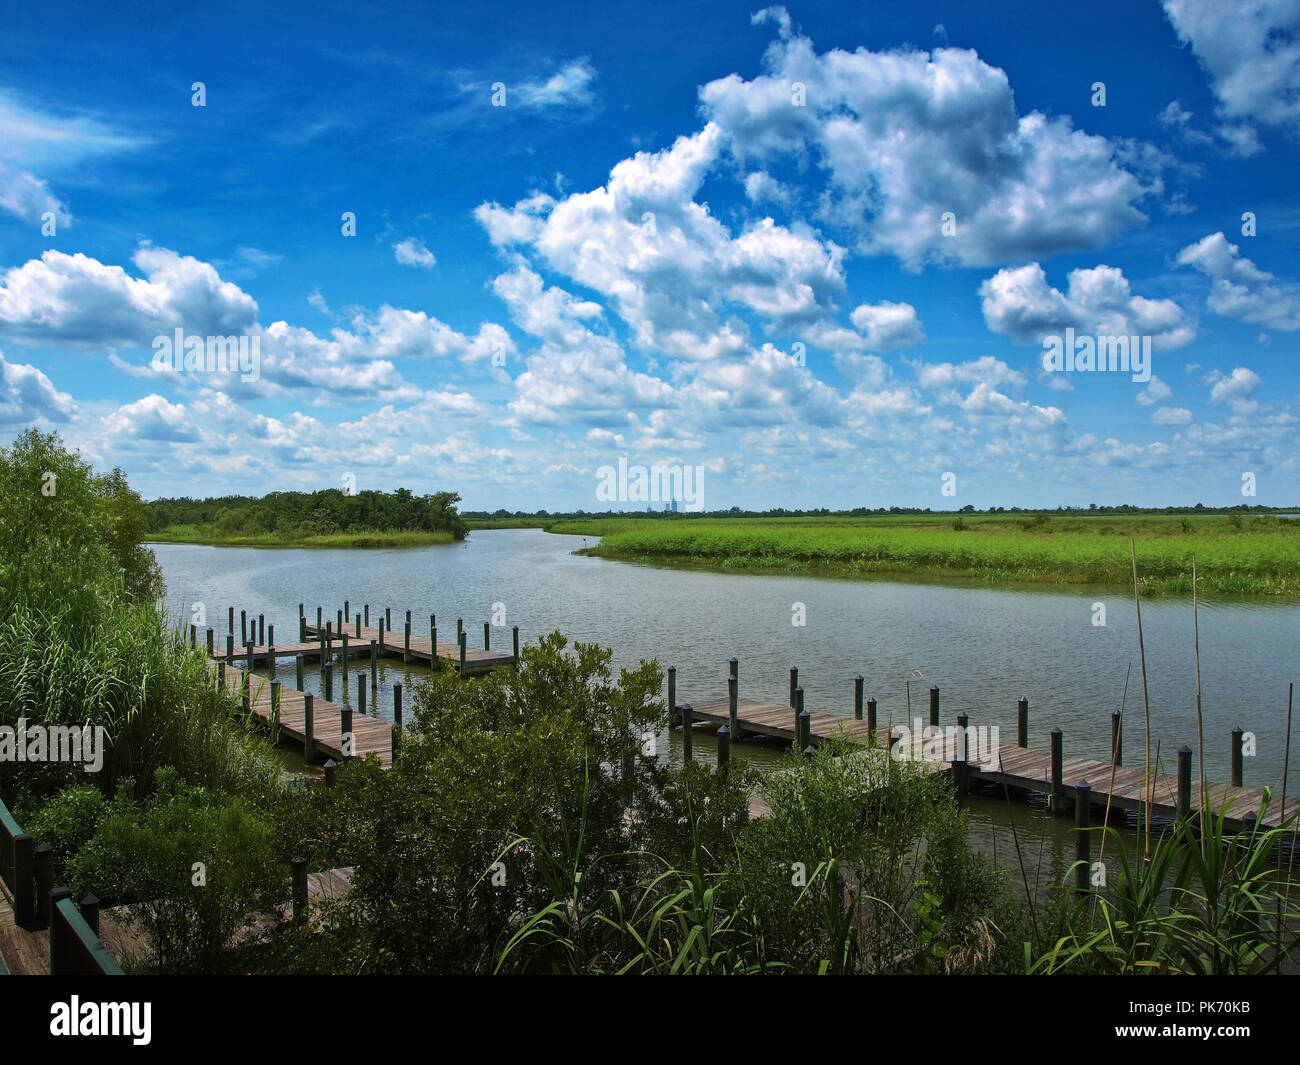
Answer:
top-left (151, 529), bottom-right (1300, 882)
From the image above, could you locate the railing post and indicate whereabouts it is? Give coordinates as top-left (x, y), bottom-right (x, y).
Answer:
top-left (34, 843), bottom-right (53, 929)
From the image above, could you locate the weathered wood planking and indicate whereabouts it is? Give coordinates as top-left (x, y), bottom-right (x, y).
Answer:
top-left (302, 621), bottom-right (516, 674)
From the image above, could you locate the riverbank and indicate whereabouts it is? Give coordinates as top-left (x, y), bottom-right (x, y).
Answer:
top-left (148, 526), bottom-right (456, 549)
top-left (544, 513), bottom-right (1300, 596)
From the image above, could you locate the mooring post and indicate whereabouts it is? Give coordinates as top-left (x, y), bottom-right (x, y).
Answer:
top-left (357, 673), bottom-right (367, 717)
top-left (218, 660), bottom-right (226, 689)
top-left (459, 631), bottom-right (467, 676)
top-left (341, 632), bottom-right (349, 678)
top-left (241, 672), bottom-right (250, 716)
top-left (355, 615), bottom-right (361, 638)
top-left (729, 657), bottom-right (738, 686)
top-left (1018, 697), bottom-right (1029, 749)
top-left (1075, 780), bottom-right (1092, 892)
top-left (345, 600), bottom-right (350, 624)
top-left (323, 757), bottom-right (336, 788)
top-left (513, 626), bottom-right (519, 661)
top-left (303, 693), bottom-right (315, 762)
top-left (457, 617), bottom-right (463, 643)
top-left (291, 857), bottom-right (308, 924)
top-left (226, 633), bottom-right (234, 661)
top-left (1177, 745), bottom-right (1193, 820)
top-left (240, 609), bottom-right (247, 645)
top-left (867, 697), bottom-right (878, 743)
top-left (259, 614), bottom-right (265, 645)
top-left (431, 617), bottom-right (438, 663)
top-left (951, 756), bottom-right (969, 808)
top-left (270, 681), bottom-right (281, 741)
top-left (728, 673), bottom-right (739, 738)
top-left (340, 703), bottom-right (352, 760)
top-left (484, 621), bottom-right (490, 651)
top-left (789, 666), bottom-right (798, 708)
top-left (316, 606), bottom-right (322, 630)
top-left (393, 683), bottom-right (403, 730)
top-left (956, 711), bottom-right (970, 762)
top-left (325, 621), bottom-right (333, 660)
top-left (189, 623), bottom-right (196, 649)
top-left (323, 661), bottom-right (333, 703)
top-left (929, 686), bottom-right (939, 727)
top-left (206, 628), bottom-right (214, 657)
top-left (793, 686), bottom-right (804, 743)
top-left (336, 609), bottom-right (343, 634)
top-left (370, 640), bottom-right (378, 689)
top-left (385, 606), bottom-right (391, 629)
top-left (299, 606), bottom-right (306, 641)
top-left (268, 623), bottom-right (275, 649)
top-left (1231, 726), bottom-right (1244, 787)
top-left (245, 639), bottom-right (254, 674)
top-left (854, 675), bottom-right (864, 720)
top-left (296, 655), bottom-right (304, 692)
top-left (1050, 727), bottom-right (1064, 815)
top-left (228, 606), bottom-right (235, 638)
top-left (680, 703), bottom-right (693, 760)
top-left (797, 700), bottom-right (810, 752)
top-left (364, 604), bottom-right (370, 627)
top-left (717, 724), bottom-right (731, 769)
top-left (404, 621), bottom-right (411, 663)
top-left (667, 666), bottom-right (677, 727)
top-left (1111, 711), bottom-right (1123, 766)
top-left (378, 617), bottom-right (385, 648)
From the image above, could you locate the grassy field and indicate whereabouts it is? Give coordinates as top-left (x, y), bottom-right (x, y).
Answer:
top-left (148, 525), bottom-right (457, 549)
top-left (545, 512), bottom-right (1300, 595)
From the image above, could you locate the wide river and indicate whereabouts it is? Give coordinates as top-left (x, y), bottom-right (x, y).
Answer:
top-left (151, 528), bottom-right (1299, 882)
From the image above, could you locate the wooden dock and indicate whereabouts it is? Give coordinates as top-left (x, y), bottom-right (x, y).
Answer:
top-left (679, 696), bottom-right (1299, 831)
top-left (301, 620), bottom-right (516, 675)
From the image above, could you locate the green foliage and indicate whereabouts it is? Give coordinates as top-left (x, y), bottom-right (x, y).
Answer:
top-left (146, 487), bottom-right (471, 543)
top-left (68, 770), bottom-right (288, 974)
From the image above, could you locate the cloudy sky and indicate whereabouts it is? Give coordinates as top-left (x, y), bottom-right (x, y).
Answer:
top-left (1, 0), bottom-right (1298, 510)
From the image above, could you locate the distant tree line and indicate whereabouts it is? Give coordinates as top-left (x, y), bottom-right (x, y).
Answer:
top-left (148, 488), bottom-right (470, 540)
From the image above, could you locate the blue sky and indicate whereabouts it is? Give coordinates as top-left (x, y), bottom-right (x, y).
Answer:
top-left (1, 0), bottom-right (1298, 510)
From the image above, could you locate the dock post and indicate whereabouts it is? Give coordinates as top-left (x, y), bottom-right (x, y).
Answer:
top-left (296, 655), bottom-right (304, 692)
top-left (357, 674), bottom-right (367, 717)
top-left (793, 686), bottom-right (803, 744)
top-left (355, 615), bottom-right (361, 638)
top-left (1018, 697), bottom-right (1029, 749)
top-left (323, 758), bottom-right (336, 788)
top-left (404, 622), bottom-right (410, 663)
top-left (717, 725), bottom-right (731, 769)
top-left (513, 625), bottom-right (519, 661)
top-left (316, 606), bottom-right (322, 630)
top-left (245, 640), bottom-right (254, 674)
top-left (951, 756), bottom-right (968, 807)
top-left (340, 704), bottom-right (352, 760)
top-left (1050, 728), bottom-right (1064, 815)
top-left (299, 604), bottom-right (305, 640)
top-left (729, 657), bottom-right (738, 685)
top-left (240, 609), bottom-right (247, 645)
top-left (867, 698), bottom-right (877, 743)
top-left (457, 617), bottom-right (463, 644)
top-left (929, 686), bottom-right (939, 727)
top-left (218, 660), bottom-right (225, 690)
top-left (1074, 780), bottom-right (1092, 892)
top-left (1231, 726), bottom-right (1244, 787)
top-left (364, 604), bottom-right (370, 626)
top-left (241, 671), bottom-right (250, 717)
top-left (345, 600), bottom-right (350, 624)
top-left (228, 606), bottom-right (235, 638)
top-left (430, 615), bottom-right (436, 655)
top-left (956, 711), bottom-right (969, 762)
top-left (270, 681), bottom-right (281, 742)
top-left (854, 675), bottom-right (864, 720)
top-left (323, 661), bottom-right (333, 703)
top-left (384, 606), bottom-right (391, 629)
top-left (378, 618), bottom-right (385, 648)
top-left (1177, 745), bottom-right (1193, 820)
top-left (405, 609), bottom-right (411, 630)
top-left (370, 640), bottom-right (378, 689)
top-left (226, 633), bottom-right (234, 661)
top-left (789, 667), bottom-right (798, 708)
top-left (797, 694), bottom-right (810, 752)
top-left (205, 628), bottom-right (213, 657)
top-left (484, 621), bottom-right (490, 651)
top-left (889, 727), bottom-right (902, 756)
top-left (268, 623), bottom-right (275, 649)
top-left (291, 857), bottom-right (308, 924)
top-left (303, 693), bottom-right (315, 763)
top-left (341, 633), bottom-right (349, 678)
top-left (1111, 711), bottom-right (1123, 766)
top-left (394, 683), bottom-right (403, 729)
top-left (667, 666), bottom-right (677, 727)
top-left (267, 643), bottom-right (276, 679)
top-left (325, 621), bottom-right (333, 660)
top-left (258, 614), bottom-right (265, 645)
top-left (680, 703), bottom-right (693, 761)
top-left (728, 673), bottom-right (739, 738)
top-left (190, 623), bottom-right (197, 649)
top-left (459, 632), bottom-right (467, 676)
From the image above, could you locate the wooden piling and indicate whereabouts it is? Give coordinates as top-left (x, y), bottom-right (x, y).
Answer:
top-left (459, 632), bottom-right (467, 676)
top-left (258, 614), bottom-right (265, 645)
top-left (1018, 697), bottom-right (1029, 749)
top-left (1050, 727), bottom-right (1064, 814)
top-left (717, 724), bottom-right (731, 768)
top-left (340, 703), bottom-right (352, 759)
top-left (929, 686), bottom-right (939, 727)
top-left (681, 703), bottom-right (693, 761)
top-left (513, 625), bottom-right (519, 661)
top-left (240, 609), bottom-right (247, 645)
top-left (324, 758), bottom-right (336, 787)
top-left (867, 697), bottom-right (877, 740)
top-left (303, 693), bottom-right (315, 762)
top-left (728, 673), bottom-right (739, 737)
top-left (1177, 745), bottom-right (1192, 820)
top-left (667, 666), bottom-right (677, 728)
top-left (357, 674), bottom-right (366, 717)
top-left (404, 621), bottom-right (411, 663)
top-left (370, 639), bottom-right (379, 690)
top-left (323, 661), bottom-right (333, 703)
top-left (1231, 726), bottom-right (1244, 787)
top-left (854, 675), bottom-right (864, 720)
top-left (205, 628), bottom-right (213, 657)
top-left (789, 666), bottom-right (798, 708)
top-left (296, 655), bottom-right (304, 692)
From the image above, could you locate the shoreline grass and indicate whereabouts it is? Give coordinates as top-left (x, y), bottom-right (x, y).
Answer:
top-left (148, 525), bottom-right (457, 549)
top-left (545, 513), bottom-right (1300, 596)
